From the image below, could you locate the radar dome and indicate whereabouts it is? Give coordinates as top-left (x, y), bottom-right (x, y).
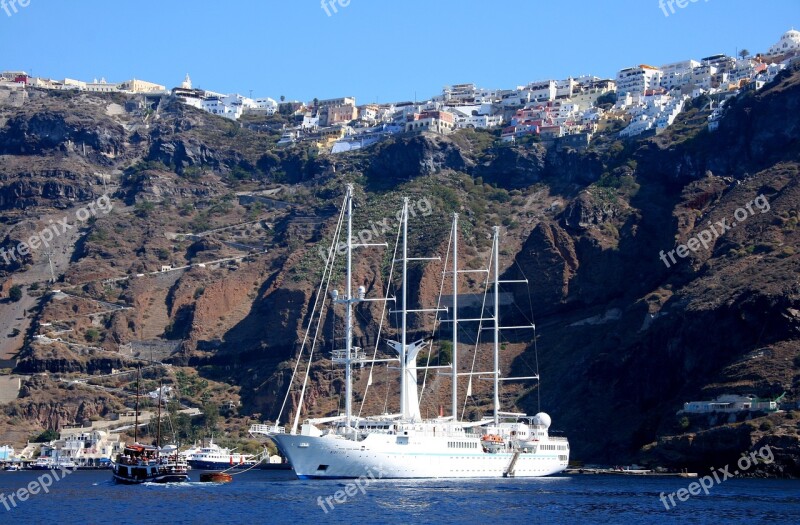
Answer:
top-left (533, 412), bottom-right (552, 429)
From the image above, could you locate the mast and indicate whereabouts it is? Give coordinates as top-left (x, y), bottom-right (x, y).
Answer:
top-left (400, 198), bottom-right (409, 418)
top-left (451, 214), bottom-right (459, 420)
top-left (156, 379), bottom-right (163, 453)
top-left (344, 184), bottom-right (354, 428)
top-left (493, 227), bottom-right (501, 426)
top-left (134, 366), bottom-right (140, 443)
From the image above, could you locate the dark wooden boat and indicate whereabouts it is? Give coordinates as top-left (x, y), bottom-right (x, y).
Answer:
top-left (112, 444), bottom-right (190, 484)
top-left (199, 472), bottom-right (233, 483)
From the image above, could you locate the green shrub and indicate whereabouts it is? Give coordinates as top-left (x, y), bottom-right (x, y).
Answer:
top-left (8, 285), bottom-right (23, 302)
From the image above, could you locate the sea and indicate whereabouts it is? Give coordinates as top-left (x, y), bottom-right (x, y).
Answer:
top-left (0, 469), bottom-right (798, 525)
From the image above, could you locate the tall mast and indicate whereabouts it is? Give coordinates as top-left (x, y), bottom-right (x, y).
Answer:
top-left (493, 227), bottom-right (501, 426)
top-left (156, 379), bottom-right (163, 452)
top-left (344, 184), bottom-right (354, 428)
top-left (451, 214), bottom-right (459, 420)
top-left (134, 366), bottom-right (140, 443)
top-left (400, 198), bottom-right (409, 418)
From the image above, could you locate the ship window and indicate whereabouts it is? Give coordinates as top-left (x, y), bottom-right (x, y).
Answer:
top-left (317, 465), bottom-right (329, 471)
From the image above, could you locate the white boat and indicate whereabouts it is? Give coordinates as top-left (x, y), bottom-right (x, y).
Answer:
top-left (30, 456), bottom-right (77, 470)
top-left (251, 185), bottom-right (570, 479)
top-left (186, 439), bottom-right (256, 470)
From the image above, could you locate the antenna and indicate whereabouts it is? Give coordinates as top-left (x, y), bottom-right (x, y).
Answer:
top-left (45, 251), bottom-right (56, 283)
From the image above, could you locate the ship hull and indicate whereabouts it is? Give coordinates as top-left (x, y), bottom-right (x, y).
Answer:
top-left (271, 433), bottom-right (568, 479)
top-left (187, 460), bottom-right (255, 470)
top-left (112, 472), bottom-right (190, 484)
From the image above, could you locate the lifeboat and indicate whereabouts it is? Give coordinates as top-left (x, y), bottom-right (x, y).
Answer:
top-left (481, 434), bottom-right (505, 453)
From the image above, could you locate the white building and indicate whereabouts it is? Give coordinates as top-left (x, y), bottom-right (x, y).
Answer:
top-left (201, 93), bottom-right (259, 120)
top-left (616, 66), bottom-right (662, 96)
top-left (682, 395), bottom-right (779, 414)
top-left (47, 429), bottom-right (124, 467)
top-left (436, 83), bottom-right (499, 104)
top-left (455, 113), bottom-right (503, 129)
top-left (555, 78), bottom-right (578, 98)
top-left (659, 59), bottom-right (700, 91)
top-left (620, 93), bottom-right (687, 138)
top-left (301, 114), bottom-right (320, 130)
top-left (767, 29), bottom-right (800, 56)
top-left (246, 98), bottom-right (279, 115)
top-left (691, 64), bottom-right (717, 90)
top-left (525, 80), bottom-right (557, 103)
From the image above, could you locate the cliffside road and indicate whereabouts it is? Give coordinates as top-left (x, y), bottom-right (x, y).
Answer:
top-left (0, 292), bottom-right (34, 365)
top-left (0, 206), bottom-right (98, 363)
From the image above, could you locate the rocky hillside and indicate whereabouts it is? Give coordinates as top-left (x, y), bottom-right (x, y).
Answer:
top-left (0, 68), bottom-right (799, 475)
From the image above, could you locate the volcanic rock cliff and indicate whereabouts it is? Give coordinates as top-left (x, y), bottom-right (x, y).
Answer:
top-left (0, 69), bottom-right (798, 474)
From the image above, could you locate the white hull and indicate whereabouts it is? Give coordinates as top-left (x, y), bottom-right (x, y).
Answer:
top-left (272, 433), bottom-right (568, 479)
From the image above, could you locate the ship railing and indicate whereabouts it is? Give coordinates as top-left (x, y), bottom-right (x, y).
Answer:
top-left (548, 436), bottom-right (569, 442)
top-left (397, 429), bottom-right (479, 439)
top-left (249, 424), bottom-right (285, 435)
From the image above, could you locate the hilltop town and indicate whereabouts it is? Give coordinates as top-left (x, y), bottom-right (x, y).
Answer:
top-left (2, 30), bottom-right (799, 154)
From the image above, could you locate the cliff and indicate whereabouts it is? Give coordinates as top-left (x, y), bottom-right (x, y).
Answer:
top-left (0, 70), bottom-right (798, 474)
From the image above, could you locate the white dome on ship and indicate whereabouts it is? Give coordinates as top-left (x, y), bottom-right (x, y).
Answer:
top-left (533, 412), bottom-right (552, 429)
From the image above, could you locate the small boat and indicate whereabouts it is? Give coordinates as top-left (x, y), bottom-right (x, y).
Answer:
top-left (30, 458), bottom-right (52, 470)
top-left (481, 434), bottom-right (506, 453)
top-left (3, 464), bottom-right (22, 472)
top-left (199, 472), bottom-right (233, 483)
top-left (30, 457), bottom-right (77, 470)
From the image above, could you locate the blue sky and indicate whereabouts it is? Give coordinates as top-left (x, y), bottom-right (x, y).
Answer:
top-left (1, 0), bottom-right (798, 104)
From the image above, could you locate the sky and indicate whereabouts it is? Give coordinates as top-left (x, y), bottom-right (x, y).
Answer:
top-left (1, 0), bottom-right (798, 104)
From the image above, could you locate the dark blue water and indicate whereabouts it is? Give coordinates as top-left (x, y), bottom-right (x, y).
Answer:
top-left (1, 470), bottom-right (798, 524)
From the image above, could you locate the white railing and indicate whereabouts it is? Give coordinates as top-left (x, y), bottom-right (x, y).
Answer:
top-left (332, 348), bottom-right (367, 363)
top-left (249, 424), bottom-right (285, 435)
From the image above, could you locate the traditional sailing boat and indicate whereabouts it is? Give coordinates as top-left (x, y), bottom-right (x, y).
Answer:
top-left (112, 373), bottom-right (189, 484)
top-left (251, 185), bottom-right (569, 478)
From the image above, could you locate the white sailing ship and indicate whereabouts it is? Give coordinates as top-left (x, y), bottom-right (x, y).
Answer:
top-left (251, 185), bottom-right (569, 478)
